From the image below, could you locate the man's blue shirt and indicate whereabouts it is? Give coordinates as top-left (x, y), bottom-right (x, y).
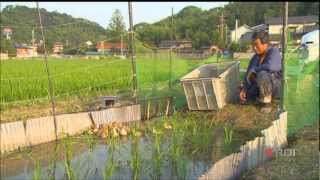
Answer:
top-left (243, 47), bottom-right (282, 91)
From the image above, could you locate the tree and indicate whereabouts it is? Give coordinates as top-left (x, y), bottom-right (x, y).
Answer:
top-left (1, 5), bottom-right (106, 50)
top-left (0, 39), bottom-right (16, 57)
top-left (229, 42), bottom-right (240, 52)
top-left (106, 9), bottom-right (126, 42)
top-left (193, 31), bottom-right (210, 49)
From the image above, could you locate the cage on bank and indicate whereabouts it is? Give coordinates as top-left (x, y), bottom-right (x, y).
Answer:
top-left (180, 61), bottom-right (240, 110)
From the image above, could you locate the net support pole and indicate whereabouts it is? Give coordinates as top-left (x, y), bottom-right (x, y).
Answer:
top-left (169, 7), bottom-right (174, 90)
top-left (280, 2), bottom-right (288, 111)
top-left (36, 2), bottom-right (58, 139)
top-left (128, 2), bottom-right (138, 103)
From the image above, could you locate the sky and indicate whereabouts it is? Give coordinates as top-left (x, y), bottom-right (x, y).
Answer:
top-left (1, 1), bottom-right (228, 28)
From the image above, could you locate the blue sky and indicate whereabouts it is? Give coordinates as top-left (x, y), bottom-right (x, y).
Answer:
top-left (1, 2), bottom-right (228, 29)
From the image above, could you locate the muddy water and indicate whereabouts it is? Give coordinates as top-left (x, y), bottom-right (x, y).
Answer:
top-left (0, 125), bottom-right (241, 180)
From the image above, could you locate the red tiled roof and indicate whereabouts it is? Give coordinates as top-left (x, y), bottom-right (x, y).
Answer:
top-left (96, 41), bottom-right (127, 50)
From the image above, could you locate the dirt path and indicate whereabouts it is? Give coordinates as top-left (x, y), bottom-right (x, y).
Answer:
top-left (240, 121), bottom-right (319, 180)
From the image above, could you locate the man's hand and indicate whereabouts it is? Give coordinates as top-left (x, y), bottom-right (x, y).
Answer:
top-left (239, 88), bottom-right (247, 103)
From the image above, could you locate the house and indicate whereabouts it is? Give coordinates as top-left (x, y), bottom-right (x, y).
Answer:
top-left (231, 23), bottom-right (268, 44)
top-left (266, 16), bottom-right (319, 46)
top-left (236, 24), bottom-right (275, 47)
top-left (0, 52), bottom-right (9, 60)
top-left (52, 42), bottom-right (63, 56)
top-left (15, 43), bottom-right (38, 58)
top-left (2, 26), bottom-right (12, 40)
top-left (158, 40), bottom-right (192, 50)
top-left (96, 41), bottom-right (128, 55)
top-left (230, 24), bottom-right (252, 43)
top-left (298, 30), bottom-right (319, 63)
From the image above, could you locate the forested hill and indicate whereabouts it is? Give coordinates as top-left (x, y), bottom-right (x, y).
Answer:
top-left (1, 5), bottom-right (106, 49)
top-left (134, 2), bottom-right (319, 49)
top-left (1, 2), bottom-right (319, 51)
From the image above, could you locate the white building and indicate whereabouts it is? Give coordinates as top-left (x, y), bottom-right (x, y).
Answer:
top-left (266, 16), bottom-right (319, 46)
top-left (298, 30), bottom-right (319, 63)
top-left (230, 24), bottom-right (252, 43)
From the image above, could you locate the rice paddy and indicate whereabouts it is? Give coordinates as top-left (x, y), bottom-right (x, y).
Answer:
top-left (0, 105), bottom-right (278, 179)
top-left (0, 54), bottom-right (220, 104)
top-left (0, 53), bottom-right (237, 122)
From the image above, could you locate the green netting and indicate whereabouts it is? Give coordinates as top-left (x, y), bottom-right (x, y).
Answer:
top-left (135, 51), bottom-right (219, 109)
top-left (283, 32), bottom-right (319, 135)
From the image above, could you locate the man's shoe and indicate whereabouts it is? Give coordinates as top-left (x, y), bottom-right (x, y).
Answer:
top-left (257, 95), bottom-right (272, 104)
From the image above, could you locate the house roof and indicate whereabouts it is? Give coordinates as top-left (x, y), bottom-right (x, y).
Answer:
top-left (266, 16), bottom-right (319, 25)
top-left (96, 41), bottom-right (127, 49)
top-left (250, 24), bottom-right (267, 32)
top-left (14, 43), bottom-right (34, 49)
top-left (242, 24), bottom-right (251, 29)
top-left (240, 31), bottom-right (254, 42)
top-left (231, 24), bottom-right (251, 32)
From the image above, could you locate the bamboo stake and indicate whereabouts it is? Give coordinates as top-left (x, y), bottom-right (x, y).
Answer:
top-left (165, 97), bottom-right (171, 116)
top-left (147, 99), bottom-right (150, 120)
top-left (280, 2), bottom-right (288, 111)
top-left (36, 2), bottom-right (57, 140)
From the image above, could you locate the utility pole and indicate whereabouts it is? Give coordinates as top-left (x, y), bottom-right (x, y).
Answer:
top-left (128, 2), bottom-right (138, 102)
top-left (220, 11), bottom-right (224, 47)
top-left (225, 24), bottom-right (228, 46)
top-left (120, 34), bottom-right (123, 56)
top-left (280, 2), bottom-right (288, 111)
top-left (235, 19), bottom-right (238, 43)
top-left (32, 27), bottom-right (35, 57)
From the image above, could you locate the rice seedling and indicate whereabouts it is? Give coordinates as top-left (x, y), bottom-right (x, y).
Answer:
top-left (176, 157), bottom-right (188, 180)
top-left (32, 160), bottom-right (41, 180)
top-left (81, 133), bottom-right (98, 179)
top-left (130, 124), bottom-right (141, 180)
top-left (224, 126), bottom-right (233, 145)
top-left (61, 135), bottom-right (75, 180)
top-left (168, 116), bottom-right (188, 179)
top-left (45, 143), bottom-right (60, 180)
top-left (151, 126), bottom-right (163, 180)
top-left (103, 136), bottom-right (117, 180)
top-left (83, 131), bottom-right (96, 152)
